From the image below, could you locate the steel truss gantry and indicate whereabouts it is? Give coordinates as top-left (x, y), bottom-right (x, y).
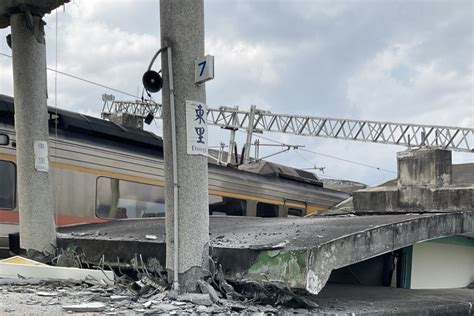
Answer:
top-left (102, 100), bottom-right (474, 153)
top-left (208, 107), bottom-right (474, 153)
top-left (101, 98), bottom-right (162, 119)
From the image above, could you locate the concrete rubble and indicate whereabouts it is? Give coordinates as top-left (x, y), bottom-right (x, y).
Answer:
top-left (1, 275), bottom-right (473, 315)
top-left (0, 276), bottom-right (320, 314)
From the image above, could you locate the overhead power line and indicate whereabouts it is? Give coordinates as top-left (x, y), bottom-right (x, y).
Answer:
top-left (237, 129), bottom-right (396, 173)
top-left (299, 148), bottom-right (396, 173)
top-left (0, 52), bottom-right (140, 99)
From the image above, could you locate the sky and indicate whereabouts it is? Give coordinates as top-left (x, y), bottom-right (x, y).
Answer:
top-left (0, 0), bottom-right (472, 186)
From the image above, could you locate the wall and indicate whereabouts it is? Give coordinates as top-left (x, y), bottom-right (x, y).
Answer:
top-left (411, 238), bottom-right (474, 289)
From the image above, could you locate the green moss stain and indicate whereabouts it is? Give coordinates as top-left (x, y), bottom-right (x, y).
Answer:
top-left (246, 250), bottom-right (307, 287)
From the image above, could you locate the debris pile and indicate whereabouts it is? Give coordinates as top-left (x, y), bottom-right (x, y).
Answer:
top-left (0, 254), bottom-right (321, 314)
top-left (0, 276), bottom-right (320, 314)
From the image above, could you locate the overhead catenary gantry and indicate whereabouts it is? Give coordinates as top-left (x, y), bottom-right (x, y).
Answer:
top-left (102, 99), bottom-right (474, 154)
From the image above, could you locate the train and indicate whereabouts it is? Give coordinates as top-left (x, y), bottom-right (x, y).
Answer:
top-left (0, 94), bottom-right (349, 253)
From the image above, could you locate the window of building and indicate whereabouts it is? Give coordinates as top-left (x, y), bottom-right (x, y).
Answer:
top-left (256, 202), bottom-right (278, 217)
top-left (96, 177), bottom-right (165, 219)
top-left (209, 194), bottom-right (246, 216)
top-left (0, 160), bottom-right (16, 210)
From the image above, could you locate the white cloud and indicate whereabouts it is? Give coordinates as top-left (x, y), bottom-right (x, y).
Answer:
top-left (346, 42), bottom-right (472, 127)
top-left (207, 37), bottom-right (289, 89)
top-left (290, 0), bottom-right (350, 19)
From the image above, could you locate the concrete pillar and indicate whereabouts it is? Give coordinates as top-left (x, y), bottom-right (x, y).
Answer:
top-left (397, 149), bottom-right (452, 188)
top-left (160, 0), bottom-right (209, 292)
top-left (10, 13), bottom-right (56, 256)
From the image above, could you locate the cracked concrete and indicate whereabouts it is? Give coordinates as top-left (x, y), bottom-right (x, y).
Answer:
top-left (56, 211), bottom-right (473, 295)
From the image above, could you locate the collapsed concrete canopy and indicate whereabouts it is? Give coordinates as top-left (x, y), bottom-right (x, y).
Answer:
top-left (56, 211), bottom-right (473, 295)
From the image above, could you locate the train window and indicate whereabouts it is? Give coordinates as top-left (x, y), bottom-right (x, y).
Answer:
top-left (288, 208), bottom-right (304, 217)
top-left (0, 161), bottom-right (16, 210)
top-left (0, 134), bottom-right (9, 146)
top-left (96, 177), bottom-right (165, 219)
top-left (209, 194), bottom-right (246, 216)
top-left (256, 202), bottom-right (278, 218)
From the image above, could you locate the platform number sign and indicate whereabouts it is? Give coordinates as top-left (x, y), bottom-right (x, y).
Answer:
top-left (195, 55), bottom-right (214, 84)
top-left (186, 100), bottom-right (208, 156)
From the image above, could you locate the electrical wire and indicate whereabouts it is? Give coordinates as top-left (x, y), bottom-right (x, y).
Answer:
top-left (299, 148), bottom-right (396, 174)
top-left (236, 129), bottom-right (396, 173)
top-left (0, 52), bottom-right (140, 99)
top-left (294, 149), bottom-right (316, 167)
top-left (252, 132), bottom-right (286, 145)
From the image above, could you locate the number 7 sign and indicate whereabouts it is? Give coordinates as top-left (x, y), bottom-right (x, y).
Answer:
top-left (195, 55), bottom-right (214, 84)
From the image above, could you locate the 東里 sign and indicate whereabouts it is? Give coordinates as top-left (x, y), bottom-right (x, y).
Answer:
top-left (195, 55), bottom-right (214, 84)
top-left (186, 100), bottom-right (208, 156)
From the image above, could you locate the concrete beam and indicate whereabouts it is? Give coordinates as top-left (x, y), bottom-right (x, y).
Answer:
top-left (55, 212), bottom-right (473, 295)
top-left (0, 0), bottom-right (69, 28)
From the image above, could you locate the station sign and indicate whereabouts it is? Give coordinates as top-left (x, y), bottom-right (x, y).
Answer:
top-left (186, 100), bottom-right (208, 156)
top-left (34, 140), bottom-right (49, 172)
top-left (195, 55), bottom-right (214, 84)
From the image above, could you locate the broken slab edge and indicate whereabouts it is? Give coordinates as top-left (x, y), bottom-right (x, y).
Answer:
top-left (305, 211), bottom-right (473, 294)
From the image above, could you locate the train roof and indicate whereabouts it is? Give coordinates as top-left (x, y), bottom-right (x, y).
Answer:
top-left (0, 94), bottom-right (163, 156)
top-left (0, 95), bottom-right (330, 189)
top-left (238, 160), bottom-right (322, 186)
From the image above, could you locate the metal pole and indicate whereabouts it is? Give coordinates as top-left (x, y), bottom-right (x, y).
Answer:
top-left (227, 132), bottom-right (235, 164)
top-left (160, 0), bottom-right (209, 292)
top-left (243, 105), bottom-right (257, 164)
top-left (226, 107), bottom-right (238, 164)
top-left (10, 13), bottom-right (56, 258)
top-left (166, 47), bottom-right (180, 292)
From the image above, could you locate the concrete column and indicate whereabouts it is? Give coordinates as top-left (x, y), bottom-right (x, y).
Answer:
top-left (160, 0), bottom-right (209, 292)
top-left (397, 149), bottom-right (452, 188)
top-left (10, 13), bottom-right (56, 256)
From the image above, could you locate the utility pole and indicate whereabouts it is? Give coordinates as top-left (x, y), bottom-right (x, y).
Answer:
top-left (0, 1), bottom-right (68, 259)
top-left (160, 0), bottom-right (209, 292)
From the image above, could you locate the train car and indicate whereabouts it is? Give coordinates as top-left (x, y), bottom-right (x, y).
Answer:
top-left (0, 94), bottom-right (349, 254)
